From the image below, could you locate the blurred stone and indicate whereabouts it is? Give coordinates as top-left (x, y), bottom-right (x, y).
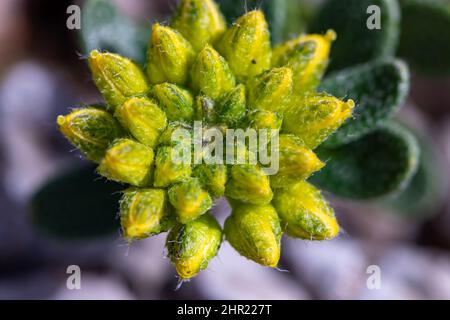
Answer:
top-left (0, 270), bottom-right (60, 299)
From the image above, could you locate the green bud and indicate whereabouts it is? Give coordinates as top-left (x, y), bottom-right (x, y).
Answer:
top-left (167, 214), bottom-right (222, 279)
top-left (98, 138), bottom-right (154, 187)
top-left (151, 83), bottom-right (194, 122)
top-left (193, 164), bottom-right (228, 198)
top-left (224, 202), bottom-right (281, 267)
top-left (158, 121), bottom-right (193, 146)
top-left (168, 177), bottom-right (213, 223)
top-left (217, 84), bottom-right (247, 126)
top-left (272, 181), bottom-right (339, 240)
top-left (171, 0), bottom-right (227, 52)
top-left (272, 30), bottom-right (336, 93)
top-left (88, 50), bottom-right (149, 111)
top-left (225, 164), bottom-right (273, 205)
top-left (120, 188), bottom-right (174, 241)
top-left (115, 97), bottom-right (167, 148)
top-left (146, 24), bottom-right (195, 85)
top-left (283, 93), bottom-right (355, 149)
top-left (271, 134), bottom-right (325, 188)
top-left (247, 67), bottom-right (293, 113)
top-left (190, 45), bottom-right (236, 100)
top-left (248, 109), bottom-right (282, 132)
top-left (153, 146), bottom-right (192, 188)
top-left (57, 107), bottom-right (123, 163)
top-left (217, 10), bottom-right (272, 81)
top-left (195, 95), bottom-right (217, 123)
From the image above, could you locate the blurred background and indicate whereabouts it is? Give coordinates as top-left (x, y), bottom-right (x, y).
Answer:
top-left (1, 0), bottom-right (450, 300)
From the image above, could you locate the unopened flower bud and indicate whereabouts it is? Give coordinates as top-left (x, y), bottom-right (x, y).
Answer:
top-left (272, 181), bottom-right (339, 240)
top-left (171, 0), bottom-right (227, 52)
top-left (217, 10), bottom-right (271, 81)
top-left (224, 202), bottom-right (281, 267)
top-left (167, 214), bottom-right (222, 279)
top-left (195, 95), bottom-right (217, 123)
top-left (248, 109), bottom-right (282, 132)
top-left (98, 138), bottom-right (154, 187)
top-left (88, 50), bottom-right (149, 111)
top-left (190, 45), bottom-right (236, 100)
top-left (193, 164), bottom-right (228, 198)
top-left (158, 121), bottom-right (193, 146)
top-left (151, 83), bottom-right (194, 122)
top-left (146, 24), bottom-right (195, 85)
top-left (57, 107), bottom-right (123, 163)
top-left (217, 84), bottom-right (246, 126)
top-left (283, 93), bottom-right (355, 149)
top-left (153, 146), bottom-right (192, 187)
top-left (115, 97), bottom-right (167, 148)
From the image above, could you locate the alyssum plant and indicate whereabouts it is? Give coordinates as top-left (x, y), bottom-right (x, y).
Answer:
top-left (53, 0), bottom-right (417, 280)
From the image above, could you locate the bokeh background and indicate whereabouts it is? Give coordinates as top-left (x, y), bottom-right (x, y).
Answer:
top-left (1, 0), bottom-right (450, 300)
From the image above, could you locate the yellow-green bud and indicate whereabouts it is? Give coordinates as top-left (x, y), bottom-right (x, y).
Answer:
top-left (151, 83), bottom-right (194, 122)
top-left (146, 24), bottom-right (195, 85)
top-left (114, 97), bottom-right (167, 148)
top-left (158, 121), bottom-right (193, 146)
top-left (97, 138), bottom-right (154, 187)
top-left (190, 45), bottom-right (236, 100)
top-left (283, 93), bottom-right (355, 149)
top-left (217, 10), bottom-right (271, 81)
top-left (272, 181), bottom-right (339, 240)
top-left (193, 164), bottom-right (228, 198)
top-left (168, 177), bottom-right (213, 223)
top-left (171, 0), bottom-right (227, 52)
top-left (225, 164), bottom-right (273, 205)
top-left (270, 134), bottom-right (325, 188)
top-left (153, 146), bottom-right (192, 187)
top-left (247, 67), bottom-right (293, 113)
top-left (272, 30), bottom-right (336, 93)
top-left (167, 214), bottom-right (222, 279)
top-left (224, 202), bottom-right (281, 267)
top-left (88, 50), bottom-right (149, 111)
top-left (195, 95), bottom-right (216, 123)
top-left (217, 84), bottom-right (246, 126)
top-left (57, 107), bottom-right (123, 163)
top-left (120, 188), bottom-right (174, 241)
top-left (248, 109), bottom-right (282, 132)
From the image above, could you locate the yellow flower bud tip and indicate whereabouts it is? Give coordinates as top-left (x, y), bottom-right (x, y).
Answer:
top-left (57, 108), bottom-right (123, 163)
top-left (190, 45), bottom-right (236, 100)
top-left (272, 181), bottom-right (339, 240)
top-left (151, 83), bottom-right (195, 122)
top-left (97, 138), bottom-right (154, 187)
top-left (146, 24), bottom-right (195, 85)
top-left (153, 145), bottom-right (192, 188)
top-left (168, 177), bottom-right (213, 224)
top-left (283, 93), bottom-right (355, 149)
top-left (115, 97), bottom-right (167, 148)
top-left (271, 134), bottom-right (325, 188)
top-left (167, 214), bottom-right (222, 279)
top-left (248, 110), bottom-right (283, 131)
top-left (171, 0), bottom-right (227, 52)
top-left (193, 164), bottom-right (227, 198)
top-left (120, 188), bottom-right (174, 241)
top-left (225, 164), bottom-right (273, 205)
top-left (225, 203), bottom-right (281, 268)
top-left (217, 10), bottom-right (271, 81)
top-left (247, 67), bottom-right (293, 113)
top-left (88, 50), bottom-right (149, 111)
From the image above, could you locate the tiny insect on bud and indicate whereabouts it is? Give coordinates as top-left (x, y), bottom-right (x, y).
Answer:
top-left (120, 188), bottom-right (174, 241)
top-left (283, 93), bottom-right (355, 149)
top-left (272, 30), bottom-right (336, 93)
top-left (224, 202), bottom-right (281, 267)
top-left (153, 145), bottom-right (192, 188)
top-left (167, 213), bottom-right (222, 279)
top-left (168, 177), bottom-right (213, 223)
top-left (146, 24), bottom-right (195, 85)
top-left (225, 164), bottom-right (273, 205)
top-left (247, 67), bottom-right (293, 113)
top-left (88, 50), bottom-right (149, 112)
top-left (193, 164), bottom-right (228, 198)
top-left (57, 107), bottom-right (123, 163)
top-left (97, 138), bottom-right (154, 187)
top-left (171, 0), bottom-right (227, 52)
top-left (115, 97), bottom-right (167, 148)
top-left (151, 83), bottom-right (195, 122)
top-left (272, 181), bottom-right (339, 240)
top-left (217, 84), bottom-right (247, 126)
top-left (217, 10), bottom-right (272, 81)
top-left (190, 45), bottom-right (236, 100)
top-left (270, 134), bottom-right (325, 188)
